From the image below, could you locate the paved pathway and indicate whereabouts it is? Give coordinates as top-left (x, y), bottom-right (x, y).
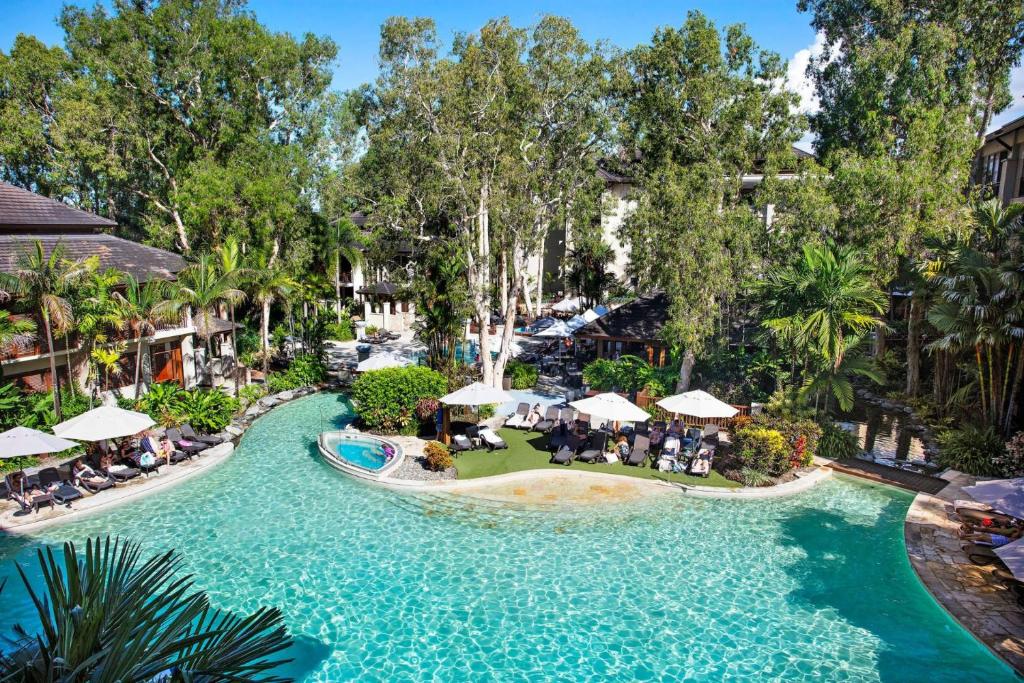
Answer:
top-left (833, 457), bottom-right (948, 494)
top-left (904, 471), bottom-right (1024, 674)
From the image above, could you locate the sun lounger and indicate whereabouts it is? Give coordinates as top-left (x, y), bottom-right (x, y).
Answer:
top-left (550, 444), bottom-right (574, 465)
top-left (166, 427), bottom-right (207, 455)
top-left (505, 402), bottom-right (531, 428)
top-left (73, 464), bottom-right (115, 494)
top-left (703, 424), bottom-right (720, 442)
top-left (450, 434), bottom-right (474, 453)
top-left (625, 435), bottom-right (650, 467)
top-left (532, 406), bottom-right (560, 432)
top-left (100, 462), bottom-right (141, 481)
top-left (961, 543), bottom-right (1000, 566)
top-left (956, 507), bottom-right (1022, 530)
top-left (688, 448), bottom-right (714, 477)
top-left (4, 474), bottom-right (54, 513)
top-left (37, 467), bottom-right (83, 506)
top-left (548, 422), bottom-right (570, 452)
top-left (181, 423), bottom-right (224, 445)
top-left (576, 432), bottom-right (608, 463)
top-left (479, 428), bottom-right (508, 451)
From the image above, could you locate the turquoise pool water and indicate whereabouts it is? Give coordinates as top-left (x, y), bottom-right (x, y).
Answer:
top-left (333, 437), bottom-right (390, 470)
top-left (0, 392), bottom-right (1013, 681)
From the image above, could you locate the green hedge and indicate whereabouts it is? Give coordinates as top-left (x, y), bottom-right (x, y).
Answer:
top-left (133, 382), bottom-right (239, 432)
top-left (505, 360), bottom-right (539, 390)
top-left (351, 366), bottom-right (448, 434)
top-left (267, 355), bottom-right (327, 392)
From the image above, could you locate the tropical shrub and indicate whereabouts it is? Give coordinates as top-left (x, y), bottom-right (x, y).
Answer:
top-left (0, 383), bottom-right (21, 430)
top-left (423, 441), bottom-right (452, 472)
top-left (415, 397), bottom-right (440, 421)
top-left (135, 382), bottom-right (186, 425)
top-left (351, 366), bottom-right (447, 433)
top-left (267, 355), bottom-right (326, 392)
top-left (996, 432), bottom-right (1024, 478)
top-left (0, 456), bottom-right (40, 474)
top-left (0, 537), bottom-right (291, 680)
top-left (817, 422), bottom-right (860, 461)
top-left (732, 426), bottom-right (791, 476)
top-left (177, 390), bottom-right (239, 433)
top-left (478, 403), bottom-right (496, 420)
top-left (936, 425), bottom-right (1005, 477)
top-left (325, 315), bottom-right (355, 341)
top-left (271, 323), bottom-right (288, 350)
top-left (739, 467), bottom-right (774, 487)
top-left (12, 389), bottom-right (91, 431)
top-left (751, 413), bottom-right (820, 464)
top-left (505, 359), bottom-right (539, 389)
top-left (365, 324), bottom-right (379, 337)
top-left (238, 383), bottom-right (268, 407)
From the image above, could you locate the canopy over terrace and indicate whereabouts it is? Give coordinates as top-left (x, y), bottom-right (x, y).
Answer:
top-left (437, 382), bottom-right (514, 444)
top-left (575, 292), bottom-right (671, 367)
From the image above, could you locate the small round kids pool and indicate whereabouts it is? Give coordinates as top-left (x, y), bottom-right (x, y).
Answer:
top-left (317, 431), bottom-right (403, 480)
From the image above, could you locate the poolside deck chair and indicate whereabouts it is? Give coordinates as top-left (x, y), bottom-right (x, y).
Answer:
top-left (703, 423), bottom-right (720, 443)
top-left (100, 461), bottom-right (142, 482)
top-left (504, 402), bottom-right (531, 429)
top-left (450, 434), bottom-right (474, 453)
top-left (73, 464), bottom-right (115, 494)
top-left (479, 428), bottom-right (508, 451)
top-left (166, 427), bottom-right (207, 455)
top-left (575, 413), bottom-right (591, 431)
top-left (576, 432), bottom-right (608, 463)
top-left (37, 467), bottom-right (83, 506)
top-left (961, 543), bottom-right (1000, 566)
top-left (532, 406), bottom-right (560, 432)
top-left (4, 473), bottom-right (54, 513)
top-left (956, 507), bottom-right (1022, 530)
top-left (653, 420), bottom-right (667, 432)
top-left (142, 436), bottom-right (191, 465)
top-left (181, 423), bottom-right (224, 445)
top-left (625, 435), bottom-right (651, 467)
top-left (688, 448), bottom-right (714, 477)
top-left (548, 422), bottom-right (570, 452)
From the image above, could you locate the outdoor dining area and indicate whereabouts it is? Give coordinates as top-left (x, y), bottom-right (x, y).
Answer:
top-left (0, 405), bottom-right (226, 517)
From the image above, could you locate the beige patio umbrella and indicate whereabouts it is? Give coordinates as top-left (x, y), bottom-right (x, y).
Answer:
top-left (438, 382), bottom-right (514, 444)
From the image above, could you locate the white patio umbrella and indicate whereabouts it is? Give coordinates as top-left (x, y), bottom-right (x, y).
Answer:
top-left (570, 392), bottom-right (650, 423)
top-left (52, 405), bottom-right (155, 441)
top-left (657, 390), bottom-right (738, 419)
top-left (581, 308), bottom-right (601, 323)
top-left (565, 314), bottom-right (588, 330)
top-left (0, 426), bottom-right (79, 458)
top-left (535, 321), bottom-right (574, 337)
top-left (357, 353), bottom-right (412, 372)
top-left (963, 478), bottom-right (1024, 520)
top-left (440, 382), bottom-right (514, 407)
top-left (487, 336), bottom-right (523, 356)
top-left (997, 537), bottom-right (1024, 580)
top-left (551, 297), bottom-right (580, 313)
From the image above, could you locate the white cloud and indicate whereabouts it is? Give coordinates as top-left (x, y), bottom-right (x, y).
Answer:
top-left (784, 32), bottom-right (827, 115)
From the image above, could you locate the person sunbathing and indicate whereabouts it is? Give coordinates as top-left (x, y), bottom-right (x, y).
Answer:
top-left (141, 431), bottom-right (174, 466)
top-left (650, 426), bottom-right (665, 447)
top-left (525, 405), bottom-right (543, 429)
top-left (8, 472), bottom-right (49, 508)
top-left (72, 459), bottom-right (109, 488)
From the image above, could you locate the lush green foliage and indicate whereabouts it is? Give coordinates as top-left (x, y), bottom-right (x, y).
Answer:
top-left (739, 466), bottom-right (774, 488)
top-left (324, 315), bottom-right (355, 342)
top-left (997, 432), bottom-right (1024, 478)
top-left (505, 360), bottom-right (539, 390)
top-left (134, 382), bottom-right (187, 425)
top-left (731, 427), bottom-right (791, 476)
top-left (266, 355), bottom-right (327, 392)
top-left (695, 348), bottom-right (785, 404)
top-left (423, 441), bottom-right (452, 472)
top-left (936, 424), bottom-right (1006, 477)
top-left (239, 383), bottom-right (269, 408)
top-left (351, 366), bottom-right (448, 433)
top-left (818, 422), bottom-right (861, 461)
top-left (582, 355), bottom-right (675, 394)
top-left (0, 537), bottom-right (291, 681)
top-left (134, 382), bottom-right (238, 432)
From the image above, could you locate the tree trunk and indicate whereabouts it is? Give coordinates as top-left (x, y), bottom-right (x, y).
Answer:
top-left (42, 312), bottom-right (62, 421)
top-left (873, 322), bottom-right (886, 359)
top-left (499, 250), bottom-right (509, 320)
top-left (261, 299), bottom-right (271, 375)
top-left (134, 337), bottom-right (145, 396)
top-left (905, 297), bottom-right (923, 396)
top-left (971, 84), bottom-right (997, 185)
top-left (229, 304), bottom-right (239, 396)
top-left (676, 350), bottom-right (696, 392)
top-left (1005, 343), bottom-right (1024, 437)
top-left (172, 208), bottom-right (191, 254)
top-left (335, 250), bottom-right (343, 324)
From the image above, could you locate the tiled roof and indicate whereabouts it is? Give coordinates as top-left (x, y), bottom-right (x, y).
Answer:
top-left (357, 281), bottom-right (401, 296)
top-left (0, 234), bottom-right (186, 282)
top-left (0, 182), bottom-right (116, 229)
top-left (576, 291), bottom-right (671, 341)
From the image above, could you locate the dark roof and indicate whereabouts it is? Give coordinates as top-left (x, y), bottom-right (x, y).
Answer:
top-left (357, 281), bottom-right (400, 296)
top-left (597, 167), bottom-right (634, 184)
top-left (0, 182), bottom-right (116, 230)
top-left (350, 211), bottom-right (368, 227)
top-left (986, 113), bottom-right (1024, 144)
top-left (576, 291), bottom-right (671, 341)
top-left (194, 316), bottom-right (239, 338)
top-left (0, 234), bottom-right (186, 282)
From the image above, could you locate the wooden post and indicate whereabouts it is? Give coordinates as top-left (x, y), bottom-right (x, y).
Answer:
top-left (441, 406), bottom-right (451, 445)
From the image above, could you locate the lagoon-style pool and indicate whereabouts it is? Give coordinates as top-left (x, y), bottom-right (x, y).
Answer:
top-left (0, 392), bottom-right (1014, 681)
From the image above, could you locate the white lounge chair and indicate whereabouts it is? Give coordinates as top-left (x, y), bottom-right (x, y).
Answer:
top-left (478, 428), bottom-right (508, 451)
top-left (505, 402), bottom-right (531, 429)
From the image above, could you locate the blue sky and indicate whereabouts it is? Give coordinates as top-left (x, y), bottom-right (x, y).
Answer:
top-left (3, 0), bottom-right (1022, 133)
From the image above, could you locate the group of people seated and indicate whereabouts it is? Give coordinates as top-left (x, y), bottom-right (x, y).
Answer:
top-left (958, 501), bottom-right (1024, 605)
top-left (3, 424), bottom-right (222, 515)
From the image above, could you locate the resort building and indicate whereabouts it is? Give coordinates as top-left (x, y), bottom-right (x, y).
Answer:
top-left (0, 182), bottom-right (202, 396)
top-left (575, 291), bottom-right (672, 366)
top-left (975, 112), bottom-right (1024, 207)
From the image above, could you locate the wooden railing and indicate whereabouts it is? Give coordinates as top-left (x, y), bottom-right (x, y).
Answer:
top-left (0, 314), bottom-right (188, 361)
top-left (633, 388), bottom-right (749, 428)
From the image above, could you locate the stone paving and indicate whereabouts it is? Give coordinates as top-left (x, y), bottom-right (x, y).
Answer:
top-left (904, 470), bottom-right (1024, 673)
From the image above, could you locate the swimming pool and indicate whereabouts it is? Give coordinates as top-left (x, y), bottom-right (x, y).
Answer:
top-left (0, 392), bottom-right (1013, 681)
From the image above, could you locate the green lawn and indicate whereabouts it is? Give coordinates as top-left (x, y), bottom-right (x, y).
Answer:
top-left (453, 428), bottom-right (739, 488)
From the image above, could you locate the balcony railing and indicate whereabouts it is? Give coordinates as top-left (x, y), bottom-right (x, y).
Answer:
top-left (0, 314), bottom-right (189, 361)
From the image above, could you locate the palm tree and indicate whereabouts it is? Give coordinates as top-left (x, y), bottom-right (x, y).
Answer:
top-left (411, 243), bottom-right (471, 370)
top-left (118, 274), bottom-right (179, 395)
top-left (248, 255), bottom-right (297, 374)
top-left (214, 238), bottom-right (250, 394)
top-left (800, 337), bottom-right (885, 413)
top-left (564, 240), bottom-right (615, 309)
top-left (171, 255), bottom-right (245, 386)
top-left (0, 536), bottom-right (291, 681)
top-left (759, 241), bottom-right (887, 371)
top-left (0, 241), bottom-right (95, 420)
top-left (328, 217), bottom-right (363, 323)
top-left (77, 268), bottom-right (129, 403)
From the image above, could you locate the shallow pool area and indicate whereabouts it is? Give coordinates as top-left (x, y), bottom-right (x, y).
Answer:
top-left (0, 392), bottom-right (1014, 681)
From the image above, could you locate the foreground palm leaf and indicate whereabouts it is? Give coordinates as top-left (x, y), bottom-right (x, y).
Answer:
top-left (1, 537), bottom-right (292, 682)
